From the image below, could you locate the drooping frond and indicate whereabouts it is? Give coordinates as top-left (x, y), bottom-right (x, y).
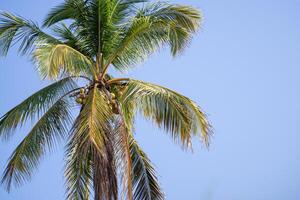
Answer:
top-left (0, 77), bottom-right (77, 140)
top-left (69, 86), bottom-right (112, 152)
top-left (66, 86), bottom-right (118, 200)
top-left (33, 42), bottom-right (94, 79)
top-left (106, 2), bottom-right (201, 71)
top-left (65, 136), bottom-right (93, 200)
top-left (121, 79), bottom-right (212, 148)
top-left (1, 99), bottom-right (73, 191)
top-left (112, 116), bottom-right (133, 200)
top-left (129, 134), bottom-right (164, 200)
top-left (0, 12), bottom-right (59, 56)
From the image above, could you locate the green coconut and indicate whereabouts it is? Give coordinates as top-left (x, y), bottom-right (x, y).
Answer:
top-left (110, 92), bottom-right (116, 99)
top-left (76, 98), bottom-right (83, 104)
top-left (118, 91), bottom-right (123, 97)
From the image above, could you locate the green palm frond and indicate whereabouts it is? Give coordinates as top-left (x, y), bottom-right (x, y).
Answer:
top-left (1, 99), bottom-right (73, 191)
top-left (33, 42), bottom-right (94, 79)
top-left (122, 79), bottom-right (212, 148)
top-left (108, 15), bottom-right (163, 71)
top-left (140, 3), bottom-right (201, 32)
top-left (129, 134), bottom-right (164, 200)
top-left (0, 12), bottom-right (59, 56)
top-left (43, 0), bottom-right (88, 27)
top-left (44, 0), bottom-right (148, 58)
top-left (52, 23), bottom-right (93, 58)
top-left (0, 77), bottom-right (77, 140)
top-left (106, 2), bottom-right (201, 71)
top-left (65, 137), bottom-right (93, 200)
top-left (87, 0), bottom-right (148, 58)
top-left (96, 0), bottom-right (148, 59)
top-left (43, 0), bottom-right (99, 56)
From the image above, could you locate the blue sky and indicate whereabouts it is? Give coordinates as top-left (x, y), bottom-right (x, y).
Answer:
top-left (1, 0), bottom-right (300, 199)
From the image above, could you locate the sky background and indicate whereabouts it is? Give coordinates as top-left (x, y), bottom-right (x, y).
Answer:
top-left (1, 0), bottom-right (300, 199)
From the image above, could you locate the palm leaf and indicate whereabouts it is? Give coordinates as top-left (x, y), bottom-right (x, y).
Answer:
top-left (66, 86), bottom-right (118, 200)
top-left (113, 116), bottom-right (133, 200)
top-left (106, 2), bottom-right (201, 71)
top-left (52, 23), bottom-right (94, 58)
top-left (96, 0), bottom-right (148, 59)
top-left (70, 86), bottom-right (112, 152)
top-left (0, 12), bottom-right (59, 56)
top-left (43, 0), bottom-right (88, 27)
top-left (1, 98), bottom-right (73, 191)
top-left (33, 42), bottom-right (94, 79)
top-left (43, 0), bottom-right (149, 61)
top-left (65, 137), bottom-right (93, 200)
top-left (121, 79), bottom-right (212, 148)
top-left (129, 134), bottom-right (164, 200)
top-left (0, 77), bottom-right (77, 140)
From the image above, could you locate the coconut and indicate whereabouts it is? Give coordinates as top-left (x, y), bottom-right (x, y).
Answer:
top-left (110, 100), bottom-right (116, 105)
top-left (110, 92), bottom-right (116, 99)
top-left (80, 88), bottom-right (85, 94)
top-left (76, 98), bottom-right (83, 104)
top-left (112, 106), bottom-right (119, 114)
top-left (118, 91), bottom-right (123, 97)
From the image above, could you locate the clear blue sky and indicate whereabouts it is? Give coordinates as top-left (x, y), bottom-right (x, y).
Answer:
top-left (1, 0), bottom-right (300, 199)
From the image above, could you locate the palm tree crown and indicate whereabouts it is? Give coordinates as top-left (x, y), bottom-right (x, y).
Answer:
top-left (0, 0), bottom-right (212, 199)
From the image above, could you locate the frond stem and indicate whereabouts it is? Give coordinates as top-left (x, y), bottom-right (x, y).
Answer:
top-left (99, 63), bottom-right (110, 80)
top-left (70, 75), bottom-right (92, 82)
top-left (106, 78), bottom-right (130, 85)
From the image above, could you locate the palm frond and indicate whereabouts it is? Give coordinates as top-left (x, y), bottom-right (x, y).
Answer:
top-left (106, 2), bottom-right (201, 71)
top-left (70, 86), bottom-right (112, 152)
top-left (65, 138), bottom-right (93, 200)
top-left (44, 0), bottom-right (100, 57)
top-left (66, 87), bottom-right (117, 199)
top-left (43, 0), bottom-right (88, 27)
top-left (98, 0), bottom-right (148, 59)
top-left (129, 134), bottom-right (164, 200)
top-left (33, 42), bottom-right (94, 79)
top-left (0, 12), bottom-right (59, 56)
top-left (0, 77), bottom-right (77, 140)
top-left (51, 23), bottom-right (93, 58)
top-left (121, 79), bottom-right (212, 148)
top-left (1, 99), bottom-right (73, 191)
top-left (113, 116), bottom-right (133, 200)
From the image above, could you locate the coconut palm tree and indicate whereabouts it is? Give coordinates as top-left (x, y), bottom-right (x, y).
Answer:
top-left (0, 0), bottom-right (212, 199)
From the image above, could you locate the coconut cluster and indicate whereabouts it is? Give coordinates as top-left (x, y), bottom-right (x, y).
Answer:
top-left (75, 88), bottom-right (87, 104)
top-left (74, 85), bottom-right (124, 115)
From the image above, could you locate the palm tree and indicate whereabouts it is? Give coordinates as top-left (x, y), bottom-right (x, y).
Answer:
top-left (0, 0), bottom-right (212, 199)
